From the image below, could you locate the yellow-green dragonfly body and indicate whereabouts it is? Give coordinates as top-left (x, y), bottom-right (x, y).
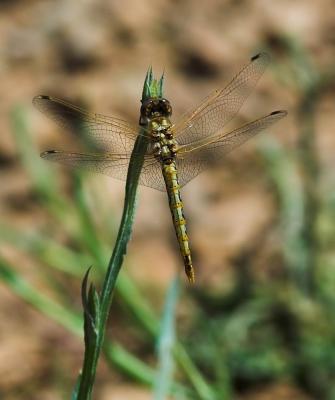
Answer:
top-left (34, 52), bottom-right (287, 283)
top-left (138, 96), bottom-right (194, 281)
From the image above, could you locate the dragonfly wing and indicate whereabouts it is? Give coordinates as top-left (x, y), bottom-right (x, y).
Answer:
top-left (176, 110), bottom-right (288, 187)
top-left (176, 156), bottom-right (207, 188)
top-left (41, 150), bottom-right (132, 181)
top-left (173, 53), bottom-right (270, 145)
top-left (140, 159), bottom-right (166, 191)
top-left (41, 150), bottom-right (166, 191)
top-left (33, 95), bottom-right (139, 154)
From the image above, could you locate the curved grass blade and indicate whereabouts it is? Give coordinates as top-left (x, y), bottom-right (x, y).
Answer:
top-left (153, 276), bottom-right (180, 400)
top-left (75, 67), bottom-right (163, 400)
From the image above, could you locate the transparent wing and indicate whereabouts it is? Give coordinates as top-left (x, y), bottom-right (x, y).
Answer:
top-left (41, 150), bottom-right (166, 191)
top-left (140, 158), bottom-right (166, 191)
top-left (176, 110), bottom-right (287, 187)
top-left (40, 110), bottom-right (287, 191)
top-left (33, 95), bottom-right (139, 154)
top-left (176, 156), bottom-right (207, 188)
top-left (173, 53), bottom-right (270, 145)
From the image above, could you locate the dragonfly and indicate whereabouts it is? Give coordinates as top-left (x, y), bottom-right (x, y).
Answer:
top-left (34, 52), bottom-right (287, 283)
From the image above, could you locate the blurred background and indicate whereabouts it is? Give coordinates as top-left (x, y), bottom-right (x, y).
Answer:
top-left (1, 0), bottom-right (335, 399)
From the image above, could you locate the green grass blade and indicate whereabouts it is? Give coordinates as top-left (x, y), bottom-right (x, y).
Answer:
top-left (173, 344), bottom-right (216, 400)
top-left (76, 68), bottom-right (160, 399)
top-left (0, 258), bottom-right (83, 335)
top-left (0, 224), bottom-right (89, 276)
top-left (153, 276), bottom-right (179, 400)
top-left (72, 172), bottom-right (107, 269)
top-left (11, 105), bottom-right (55, 195)
top-left (116, 273), bottom-right (160, 335)
top-left (258, 137), bottom-right (308, 291)
top-left (0, 258), bottom-right (160, 388)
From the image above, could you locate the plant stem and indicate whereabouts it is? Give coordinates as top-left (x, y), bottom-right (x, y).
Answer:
top-left (76, 69), bottom-right (162, 399)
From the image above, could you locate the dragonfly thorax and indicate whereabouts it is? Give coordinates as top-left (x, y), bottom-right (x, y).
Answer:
top-left (139, 98), bottom-right (177, 163)
top-left (150, 123), bottom-right (178, 163)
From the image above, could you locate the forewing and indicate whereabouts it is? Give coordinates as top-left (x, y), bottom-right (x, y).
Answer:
top-left (41, 150), bottom-right (166, 191)
top-left (173, 53), bottom-right (270, 145)
top-left (41, 150), bottom-right (131, 182)
top-left (33, 95), bottom-right (139, 154)
top-left (176, 110), bottom-right (287, 187)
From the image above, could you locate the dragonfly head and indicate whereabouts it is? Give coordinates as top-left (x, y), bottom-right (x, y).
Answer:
top-left (139, 97), bottom-right (172, 126)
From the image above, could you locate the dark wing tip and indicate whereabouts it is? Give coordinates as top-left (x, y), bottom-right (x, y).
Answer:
top-left (33, 95), bottom-right (51, 102)
top-left (41, 150), bottom-right (59, 158)
top-left (270, 110), bottom-right (288, 117)
top-left (32, 95), bottom-right (52, 108)
top-left (250, 52), bottom-right (270, 62)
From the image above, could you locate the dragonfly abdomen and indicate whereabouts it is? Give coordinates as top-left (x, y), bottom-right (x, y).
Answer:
top-left (162, 161), bottom-right (195, 283)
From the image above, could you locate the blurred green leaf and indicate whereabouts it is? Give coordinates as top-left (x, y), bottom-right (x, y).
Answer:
top-left (154, 276), bottom-right (179, 400)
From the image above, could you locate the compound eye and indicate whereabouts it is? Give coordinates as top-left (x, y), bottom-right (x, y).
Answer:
top-left (161, 100), bottom-right (172, 116)
top-left (141, 98), bottom-right (172, 118)
top-left (140, 104), bottom-right (148, 117)
top-left (147, 105), bottom-right (153, 116)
